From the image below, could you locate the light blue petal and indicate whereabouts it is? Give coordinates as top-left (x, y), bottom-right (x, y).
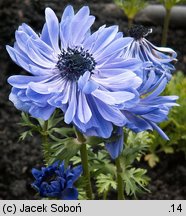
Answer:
top-left (29, 37), bottom-right (57, 61)
top-left (148, 121), bottom-right (169, 140)
top-left (29, 65), bottom-right (57, 76)
top-left (29, 104), bottom-right (55, 120)
top-left (142, 109), bottom-right (168, 123)
top-left (45, 8), bottom-right (60, 53)
top-left (78, 71), bottom-right (90, 90)
top-left (19, 23), bottom-right (38, 38)
top-left (61, 5), bottom-right (74, 21)
top-left (102, 58), bottom-right (142, 72)
top-left (93, 70), bottom-right (142, 90)
top-left (83, 25), bottom-right (106, 51)
top-left (124, 111), bottom-right (153, 132)
top-left (73, 16), bottom-right (95, 44)
top-left (9, 88), bottom-right (31, 113)
top-left (15, 30), bottom-right (30, 53)
top-left (91, 26), bottom-right (119, 54)
top-left (77, 91), bottom-right (92, 124)
top-left (95, 99), bottom-right (127, 126)
top-left (92, 89), bottom-right (135, 105)
top-left (40, 23), bottom-right (52, 47)
top-left (130, 106), bottom-right (159, 115)
top-left (29, 76), bottom-right (65, 94)
top-left (26, 87), bottom-right (53, 107)
top-left (6, 45), bottom-right (33, 72)
top-left (8, 75), bottom-right (49, 89)
top-left (70, 7), bottom-right (94, 44)
top-left (26, 39), bottom-right (56, 68)
top-left (74, 96), bottom-right (113, 138)
top-left (142, 78), bottom-right (167, 101)
top-left (64, 82), bottom-right (77, 124)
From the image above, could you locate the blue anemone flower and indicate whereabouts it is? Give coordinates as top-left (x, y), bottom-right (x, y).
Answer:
top-left (104, 26), bottom-right (178, 159)
top-left (32, 161), bottom-right (82, 200)
top-left (119, 25), bottom-right (178, 140)
top-left (7, 6), bottom-right (142, 139)
top-left (123, 25), bottom-right (177, 93)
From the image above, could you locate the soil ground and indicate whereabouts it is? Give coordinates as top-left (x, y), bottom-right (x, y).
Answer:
top-left (0, 0), bottom-right (186, 199)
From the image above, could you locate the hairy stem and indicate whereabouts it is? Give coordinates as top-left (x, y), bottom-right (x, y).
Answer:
top-left (42, 120), bottom-right (50, 165)
top-left (115, 156), bottom-right (125, 200)
top-left (161, 9), bottom-right (171, 46)
top-left (75, 129), bottom-right (93, 200)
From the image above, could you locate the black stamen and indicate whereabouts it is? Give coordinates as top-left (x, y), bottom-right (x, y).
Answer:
top-left (128, 25), bottom-right (152, 40)
top-left (56, 47), bottom-right (96, 81)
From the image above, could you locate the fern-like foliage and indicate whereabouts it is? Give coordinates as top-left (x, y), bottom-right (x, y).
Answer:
top-left (114, 0), bottom-right (148, 20)
top-left (159, 0), bottom-right (185, 10)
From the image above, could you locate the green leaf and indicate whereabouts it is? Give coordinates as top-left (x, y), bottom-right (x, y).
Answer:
top-left (19, 112), bottom-right (37, 128)
top-left (19, 130), bottom-right (33, 141)
top-left (144, 153), bottom-right (160, 168)
top-left (50, 138), bottom-right (81, 162)
top-left (93, 163), bottom-right (116, 176)
top-left (114, 0), bottom-right (148, 19)
top-left (122, 168), bottom-right (150, 197)
top-left (163, 146), bottom-right (174, 154)
top-left (159, 0), bottom-right (183, 10)
top-left (96, 174), bottom-right (117, 197)
top-left (70, 155), bottom-right (82, 165)
top-left (50, 127), bottom-right (74, 137)
top-left (120, 130), bottom-right (151, 168)
top-left (47, 109), bottom-right (64, 129)
top-left (76, 177), bottom-right (88, 200)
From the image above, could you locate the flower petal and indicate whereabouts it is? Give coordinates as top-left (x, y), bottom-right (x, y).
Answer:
top-left (45, 8), bottom-right (60, 53)
top-left (77, 92), bottom-right (92, 124)
top-left (105, 127), bottom-right (124, 159)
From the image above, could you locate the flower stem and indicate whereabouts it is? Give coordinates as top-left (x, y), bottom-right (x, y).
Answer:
top-left (161, 8), bottom-right (171, 46)
top-left (42, 120), bottom-right (50, 165)
top-left (75, 129), bottom-right (93, 200)
top-left (115, 156), bottom-right (125, 200)
top-left (128, 18), bottom-right (133, 29)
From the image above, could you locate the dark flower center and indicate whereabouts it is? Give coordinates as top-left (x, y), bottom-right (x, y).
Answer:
top-left (129, 25), bottom-right (152, 40)
top-left (56, 47), bottom-right (96, 81)
top-left (43, 171), bottom-right (57, 183)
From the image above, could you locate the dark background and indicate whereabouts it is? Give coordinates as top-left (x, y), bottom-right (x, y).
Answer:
top-left (0, 0), bottom-right (186, 199)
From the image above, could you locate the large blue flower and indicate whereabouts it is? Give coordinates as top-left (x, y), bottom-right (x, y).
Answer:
top-left (32, 161), bottom-right (82, 200)
top-left (104, 26), bottom-right (178, 159)
top-left (7, 6), bottom-right (142, 139)
top-left (121, 25), bottom-right (178, 139)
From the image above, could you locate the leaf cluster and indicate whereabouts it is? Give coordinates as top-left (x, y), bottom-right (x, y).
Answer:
top-left (159, 0), bottom-right (185, 10)
top-left (114, 0), bottom-right (148, 19)
top-left (84, 131), bottom-right (150, 199)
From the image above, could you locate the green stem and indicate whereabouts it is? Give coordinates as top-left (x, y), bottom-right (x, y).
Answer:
top-left (128, 18), bottom-right (133, 29)
top-left (161, 8), bottom-right (171, 46)
top-left (42, 120), bottom-right (50, 165)
top-left (115, 156), bottom-right (125, 200)
top-left (75, 129), bottom-right (93, 200)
